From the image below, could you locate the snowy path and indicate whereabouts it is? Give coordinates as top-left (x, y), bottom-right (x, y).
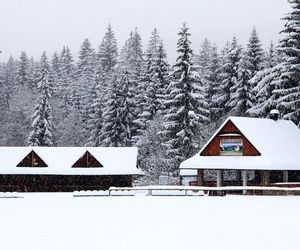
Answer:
top-left (0, 193), bottom-right (299, 250)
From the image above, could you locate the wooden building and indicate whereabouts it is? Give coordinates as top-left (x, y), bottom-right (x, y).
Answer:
top-left (0, 147), bottom-right (142, 192)
top-left (180, 115), bottom-right (300, 189)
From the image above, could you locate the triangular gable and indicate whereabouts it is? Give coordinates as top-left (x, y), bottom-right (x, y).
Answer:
top-left (200, 118), bottom-right (261, 156)
top-left (71, 151), bottom-right (103, 168)
top-left (17, 150), bottom-right (48, 168)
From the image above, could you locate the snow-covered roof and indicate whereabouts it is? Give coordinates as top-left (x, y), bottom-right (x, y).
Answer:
top-left (0, 147), bottom-right (143, 175)
top-left (180, 116), bottom-right (300, 171)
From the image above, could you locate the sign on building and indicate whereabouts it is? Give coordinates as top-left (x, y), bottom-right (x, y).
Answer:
top-left (220, 139), bottom-right (244, 156)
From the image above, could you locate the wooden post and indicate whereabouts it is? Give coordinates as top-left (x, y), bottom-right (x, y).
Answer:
top-left (197, 169), bottom-right (204, 186)
top-left (217, 170), bottom-right (223, 187)
top-left (242, 170), bottom-right (247, 195)
top-left (262, 171), bottom-right (270, 186)
top-left (283, 171), bottom-right (289, 183)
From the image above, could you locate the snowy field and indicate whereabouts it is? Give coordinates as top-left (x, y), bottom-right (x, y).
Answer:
top-left (0, 193), bottom-right (299, 250)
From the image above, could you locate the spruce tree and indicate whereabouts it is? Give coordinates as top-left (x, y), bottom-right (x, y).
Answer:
top-left (216, 37), bottom-right (242, 115)
top-left (264, 41), bottom-right (279, 69)
top-left (273, 0), bottom-right (300, 125)
top-left (162, 23), bottom-right (209, 170)
top-left (27, 68), bottom-right (53, 146)
top-left (75, 39), bottom-right (97, 141)
top-left (99, 77), bottom-right (122, 147)
top-left (152, 43), bottom-right (170, 113)
top-left (16, 51), bottom-right (30, 87)
top-left (196, 38), bottom-right (212, 77)
top-left (49, 52), bottom-right (61, 96)
top-left (246, 27), bottom-right (264, 74)
top-left (100, 71), bottom-right (135, 146)
top-left (228, 52), bottom-right (254, 116)
top-left (0, 56), bottom-right (17, 111)
top-left (58, 46), bottom-right (75, 113)
top-left (98, 24), bottom-right (118, 74)
top-left (134, 30), bottom-right (165, 139)
top-left (249, 0), bottom-right (300, 125)
top-left (119, 29), bottom-right (143, 142)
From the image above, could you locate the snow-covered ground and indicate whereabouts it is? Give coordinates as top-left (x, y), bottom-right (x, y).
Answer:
top-left (0, 193), bottom-right (299, 250)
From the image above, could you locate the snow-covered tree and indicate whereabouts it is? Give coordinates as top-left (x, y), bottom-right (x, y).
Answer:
top-left (152, 43), bottom-right (170, 113)
top-left (227, 52), bottom-right (254, 116)
top-left (161, 23), bottom-right (210, 170)
top-left (58, 46), bottom-right (75, 113)
top-left (249, 0), bottom-right (300, 125)
top-left (246, 27), bottom-right (264, 74)
top-left (0, 56), bottom-right (17, 111)
top-left (98, 24), bottom-right (118, 74)
top-left (100, 72), bottom-right (135, 146)
top-left (216, 37), bottom-right (242, 115)
top-left (119, 29), bottom-right (144, 141)
top-left (134, 30), bottom-right (165, 138)
top-left (16, 51), bottom-right (30, 87)
top-left (200, 44), bottom-right (222, 120)
top-left (27, 68), bottom-right (53, 146)
top-left (49, 52), bottom-right (61, 96)
top-left (196, 38), bottom-right (212, 77)
top-left (263, 41), bottom-right (279, 69)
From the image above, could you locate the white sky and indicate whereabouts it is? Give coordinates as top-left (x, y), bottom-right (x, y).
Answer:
top-left (0, 0), bottom-right (290, 63)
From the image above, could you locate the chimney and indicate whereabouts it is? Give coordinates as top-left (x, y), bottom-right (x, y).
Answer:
top-left (270, 109), bottom-right (280, 121)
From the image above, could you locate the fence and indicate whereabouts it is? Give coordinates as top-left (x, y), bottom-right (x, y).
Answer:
top-left (73, 185), bottom-right (300, 197)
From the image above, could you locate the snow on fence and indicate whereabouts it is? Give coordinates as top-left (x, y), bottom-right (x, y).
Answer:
top-left (72, 185), bottom-right (300, 197)
top-left (0, 192), bottom-right (23, 198)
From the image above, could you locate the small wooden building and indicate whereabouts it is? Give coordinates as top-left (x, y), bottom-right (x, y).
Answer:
top-left (0, 147), bottom-right (142, 192)
top-left (180, 115), bottom-right (300, 189)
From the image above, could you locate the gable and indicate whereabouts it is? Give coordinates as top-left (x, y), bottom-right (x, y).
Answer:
top-left (200, 120), bottom-right (261, 156)
top-left (71, 151), bottom-right (103, 168)
top-left (17, 150), bottom-right (48, 168)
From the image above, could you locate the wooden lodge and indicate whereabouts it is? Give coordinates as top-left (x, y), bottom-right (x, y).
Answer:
top-left (0, 147), bottom-right (142, 192)
top-left (179, 113), bottom-right (300, 191)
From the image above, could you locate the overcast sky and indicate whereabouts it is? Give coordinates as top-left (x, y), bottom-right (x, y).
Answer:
top-left (0, 0), bottom-right (291, 63)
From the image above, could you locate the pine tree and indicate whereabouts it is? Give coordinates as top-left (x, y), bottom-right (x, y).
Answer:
top-left (152, 43), bottom-right (170, 113)
top-left (246, 27), bottom-right (264, 74)
top-left (247, 42), bottom-right (280, 117)
top-left (49, 52), bottom-right (61, 96)
top-left (75, 39), bottom-right (97, 141)
top-left (196, 38), bottom-right (212, 77)
top-left (100, 72), bottom-right (135, 146)
top-left (58, 46), bottom-right (75, 113)
top-left (216, 37), bottom-right (242, 115)
top-left (162, 23), bottom-right (210, 170)
top-left (228, 52), bottom-right (254, 116)
top-left (38, 52), bottom-right (53, 93)
top-left (119, 28), bottom-right (143, 79)
top-left (85, 74), bottom-right (104, 146)
top-left (264, 41), bottom-right (279, 68)
top-left (249, 0), bottom-right (300, 125)
top-left (16, 51), bottom-right (30, 87)
top-left (134, 29), bottom-right (165, 139)
top-left (0, 56), bottom-right (17, 111)
top-left (98, 24), bottom-right (118, 74)
top-left (272, 0), bottom-right (300, 125)
top-left (119, 29), bottom-right (144, 142)
top-left (27, 68), bottom-right (53, 146)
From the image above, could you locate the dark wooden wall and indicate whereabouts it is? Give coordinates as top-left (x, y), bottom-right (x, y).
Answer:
top-left (201, 120), bottom-right (260, 156)
top-left (0, 175), bottom-right (132, 192)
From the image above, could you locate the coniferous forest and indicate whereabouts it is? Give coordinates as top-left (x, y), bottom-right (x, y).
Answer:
top-left (0, 0), bottom-right (300, 182)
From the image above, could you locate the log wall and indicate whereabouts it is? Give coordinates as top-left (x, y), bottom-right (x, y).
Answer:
top-left (0, 175), bottom-right (132, 192)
